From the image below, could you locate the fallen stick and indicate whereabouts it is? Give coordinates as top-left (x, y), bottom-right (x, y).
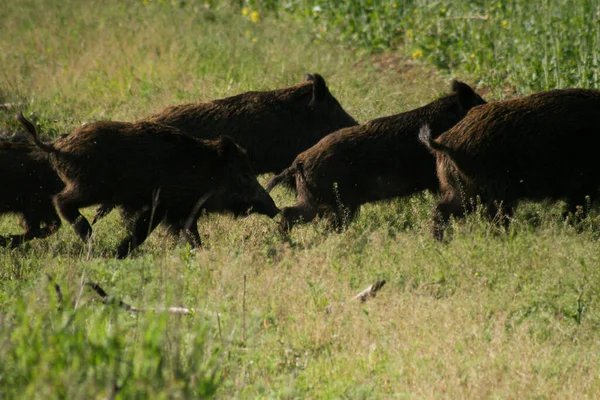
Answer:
top-left (85, 281), bottom-right (193, 315)
top-left (350, 280), bottom-right (386, 303)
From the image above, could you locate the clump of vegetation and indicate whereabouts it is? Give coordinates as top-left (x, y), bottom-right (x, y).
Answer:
top-left (240, 0), bottom-right (600, 93)
top-left (0, 279), bottom-right (220, 398)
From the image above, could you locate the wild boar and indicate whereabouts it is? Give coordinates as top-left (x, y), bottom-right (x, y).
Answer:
top-left (267, 81), bottom-right (486, 233)
top-left (419, 88), bottom-right (600, 240)
top-left (18, 113), bottom-right (279, 258)
top-left (143, 73), bottom-right (357, 175)
top-left (0, 137), bottom-right (63, 247)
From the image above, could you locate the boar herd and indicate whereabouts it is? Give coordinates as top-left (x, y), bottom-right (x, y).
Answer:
top-left (2, 73), bottom-right (600, 258)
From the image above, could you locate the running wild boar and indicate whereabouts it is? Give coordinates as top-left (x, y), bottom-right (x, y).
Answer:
top-left (0, 136), bottom-right (63, 247)
top-left (18, 113), bottom-right (279, 258)
top-left (268, 80), bottom-right (486, 233)
top-left (419, 88), bottom-right (600, 240)
top-left (144, 73), bottom-right (357, 175)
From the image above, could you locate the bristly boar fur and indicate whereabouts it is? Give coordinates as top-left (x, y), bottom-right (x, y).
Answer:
top-left (419, 88), bottom-right (600, 241)
top-left (18, 113), bottom-right (279, 258)
top-left (267, 80), bottom-right (486, 233)
top-left (143, 73), bottom-right (357, 175)
top-left (0, 136), bottom-right (63, 247)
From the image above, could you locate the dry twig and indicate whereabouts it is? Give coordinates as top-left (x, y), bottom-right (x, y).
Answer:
top-left (85, 281), bottom-right (193, 315)
top-left (350, 280), bottom-right (387, 303)
top-left (0, 102), bottom-right (24, 110)
top-left (46, 273), bottom-right (63, 310)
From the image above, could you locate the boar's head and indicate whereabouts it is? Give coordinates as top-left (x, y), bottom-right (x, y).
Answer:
top-left (305, 73), bottom-right (358, 133)
top-left (206, 136), bottom-right (279, 218)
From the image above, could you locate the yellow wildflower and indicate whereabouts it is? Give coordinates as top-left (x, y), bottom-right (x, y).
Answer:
top-left (251, 11), bottom-right (260, 23)
top-left (412, 49), bottom-right (423, 59)
top-left (501, 20), bottom-right (508, 28)
top-left (470, 53), bottom-right (476, 58)
top-left (242, 7), bottom-right (249, 16)
top-left (392, 3), bottom-right (397, 8)
top-left (441, 7), bottom-right (446, 14)
top-left (142, 0), bottom-right (150, 4)
top-left (252, 37), bottom-right (258, 43)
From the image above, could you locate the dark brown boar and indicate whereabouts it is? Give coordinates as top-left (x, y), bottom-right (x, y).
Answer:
top-left (143, 73), bottom-right (357, 175)
top-left (18, 113), bottom-right (279, 258)
top-left (0, 137), bottom-right (63, 247)
top-left (267, 81), bottom-right (486, 233)
top-left (419, 88), bottom-right (600, 240)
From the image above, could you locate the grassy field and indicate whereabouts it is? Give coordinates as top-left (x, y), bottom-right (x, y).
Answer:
top-left (2, 1), bottom-right (600, 398)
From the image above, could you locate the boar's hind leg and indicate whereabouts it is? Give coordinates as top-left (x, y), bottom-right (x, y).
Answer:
top-left (3, 210), bottom-right (62, 248)
top-left (54, 189), bottom-right (93, 242)
top-left (116, 208), bottom-right (164, 259)
top-left (432, 192), bottom-right (464, 241)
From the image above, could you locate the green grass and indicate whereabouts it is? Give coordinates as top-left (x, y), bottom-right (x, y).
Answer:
top-left (244, 0), bottom-right (600, 94)
top-left (2, 1), bottom-right (600, 398)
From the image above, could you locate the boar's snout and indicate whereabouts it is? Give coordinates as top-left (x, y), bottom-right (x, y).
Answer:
top-left (249, 189), bottom-right (280, 218)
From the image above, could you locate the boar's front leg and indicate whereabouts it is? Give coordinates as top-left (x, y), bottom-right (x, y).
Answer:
top-left (116, 208), bottom-right (164, 259)
top-left (279, 201), bottom-right (318, 234)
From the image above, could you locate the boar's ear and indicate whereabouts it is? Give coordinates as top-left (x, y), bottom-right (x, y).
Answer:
top-left (452, 80), bottom-right (486, 110)
top-left (217, 136), bottom-right (240, 163)
top-left (307, 73), bottom-right (329, 107)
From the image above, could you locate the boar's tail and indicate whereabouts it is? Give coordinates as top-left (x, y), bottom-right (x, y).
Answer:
top-left (17, 112), bottom-right (57, 153)
top-left (419, 125), bottom-right (452, 155)
top-left (266, 164), bottom-right (299, 192)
